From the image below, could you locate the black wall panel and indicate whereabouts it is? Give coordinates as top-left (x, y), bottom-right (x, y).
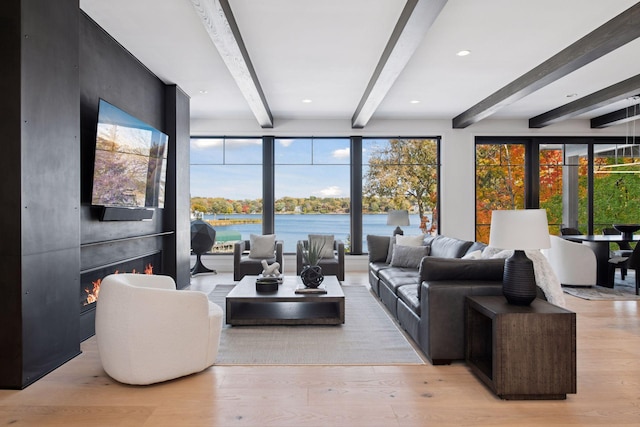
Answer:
top-left (79, 13), bottom-right (166, 248)
top-left (0, 0), bottom-right (26, 389)
top-left (1, 2), bottom-right (188, 389)
top-left (164, 86), bottom-right (191, 288)
top-left (0, 0), bottom-right (81, 389)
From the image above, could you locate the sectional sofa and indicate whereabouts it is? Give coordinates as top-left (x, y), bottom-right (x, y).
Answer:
top-left (367, 234), bottom-right (509, 365)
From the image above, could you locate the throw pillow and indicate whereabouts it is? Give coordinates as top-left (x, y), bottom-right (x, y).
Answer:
top-left (462, 249), bottom-right (483, 260)
top-left (390, 245), bottom-right (429, 269)
top-left (308, 234), bottom-right (335, 258)
top-left (385, 236), bottom-right (396, 264)
top-left (395, 234), bottom-right (424, 247)
top-left (249, 234), bottom-right (276, 259)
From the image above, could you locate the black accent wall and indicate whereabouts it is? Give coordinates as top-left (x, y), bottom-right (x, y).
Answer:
top-left (1, 0), bottom-right (82, 389)
top-left (0, 1), bottom-right (190, 389)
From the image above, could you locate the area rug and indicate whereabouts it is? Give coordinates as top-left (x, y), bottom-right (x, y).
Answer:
top-left (562, 283), bottom-right (640, 301)
top-left (209, 285), bottom-right (425, 365)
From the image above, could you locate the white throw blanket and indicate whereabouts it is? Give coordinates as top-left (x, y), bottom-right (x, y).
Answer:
top-left (482, 247), bottom-right (566, 307)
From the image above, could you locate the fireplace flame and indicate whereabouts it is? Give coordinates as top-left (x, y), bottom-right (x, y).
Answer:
top-left (82, 263), bottom-right (155, 306)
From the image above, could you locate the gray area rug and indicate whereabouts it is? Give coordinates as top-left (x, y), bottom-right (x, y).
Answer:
top-left (209, 285), bottom-right (425, 365)
top-left (563, 281), bottom-right (640, 301)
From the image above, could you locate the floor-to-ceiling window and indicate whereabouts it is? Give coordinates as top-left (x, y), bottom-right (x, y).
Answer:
top-left (476, 137), bottom-right (640, 243)
top-left (539, 143), bottom-right (589, 235)
top-left (190, 137), bottom-right (263, 252)
top-left (362, 138), bottom-right (440, 250)
top-left (190, 135), bottom-right (440, 254)
top-left (475, 142), bottom-right (526, 242)
top-left (274, 138), bottom-right (350, 252)
top-left (594, 143), bottom-right (640, 232)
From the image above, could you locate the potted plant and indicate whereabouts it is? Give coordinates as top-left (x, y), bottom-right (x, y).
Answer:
top-left (298, 240), bottom-right (325, 288)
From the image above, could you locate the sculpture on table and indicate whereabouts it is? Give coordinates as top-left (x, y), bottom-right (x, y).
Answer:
top-left (261, 259), bottom-right (281, 277)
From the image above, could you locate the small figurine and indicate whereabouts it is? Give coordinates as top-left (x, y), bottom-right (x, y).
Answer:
top-left (261, 259), bottom-right (281, 276)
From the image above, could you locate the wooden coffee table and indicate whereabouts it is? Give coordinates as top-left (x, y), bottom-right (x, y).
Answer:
top-left (225, 275), bottom-right (345, 326)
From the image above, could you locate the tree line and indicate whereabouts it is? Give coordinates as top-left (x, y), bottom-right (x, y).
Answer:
top-left (191, 195), bottom-right (414, 215)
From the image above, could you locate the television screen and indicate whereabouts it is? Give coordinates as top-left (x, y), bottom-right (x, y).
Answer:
top-left (91, 99), bottom-right (168, 209)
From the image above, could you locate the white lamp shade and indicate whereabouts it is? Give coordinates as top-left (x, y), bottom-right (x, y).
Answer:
top-left (387, 210), bottom-right (410, 226)
top-left (489, 209), bottom-right (551, 250)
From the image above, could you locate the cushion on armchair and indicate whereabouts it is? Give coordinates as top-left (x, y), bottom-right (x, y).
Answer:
top-left (309, 234), bottom-right (335, 258)
top-left (249, 234), bottom-right (276, 259)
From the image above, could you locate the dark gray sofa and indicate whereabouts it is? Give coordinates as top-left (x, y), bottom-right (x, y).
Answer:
top-left (367, 234), bottom-right (506, 365)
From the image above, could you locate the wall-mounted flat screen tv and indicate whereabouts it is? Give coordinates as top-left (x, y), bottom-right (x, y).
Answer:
top-left (91, 99), bottom-right (168, 210)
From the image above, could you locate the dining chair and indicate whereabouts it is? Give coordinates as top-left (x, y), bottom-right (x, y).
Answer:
top-left (602, 227), bottom-right (632, 279)
top-left (560, 227), bottom-right (581, 236)
top-left (608, 242), bottom-right (640, 295)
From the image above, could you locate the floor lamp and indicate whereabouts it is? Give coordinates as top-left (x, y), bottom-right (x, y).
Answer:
top-left (489, 209), bottom-right (550, 305)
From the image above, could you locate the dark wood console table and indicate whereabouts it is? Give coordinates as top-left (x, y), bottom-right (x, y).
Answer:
top-left (465, 296), bottom-right (576, 400)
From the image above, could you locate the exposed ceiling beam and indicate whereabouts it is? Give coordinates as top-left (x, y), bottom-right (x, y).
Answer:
top-left (452, 2), bottom-right (640, 129)
top-left (529, 75), bottom-right (640, 128)
top-left (591, 99), bottom-right (640, 128)
top-left (351, 0), bottom-right (448, 129)
top-left (190, 0), bottom-right (273, 128)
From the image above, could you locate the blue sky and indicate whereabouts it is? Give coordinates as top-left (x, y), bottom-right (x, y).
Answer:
top-left (190, 138), bottom-right (370, 199)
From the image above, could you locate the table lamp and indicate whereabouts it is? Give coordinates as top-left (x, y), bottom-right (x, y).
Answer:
top-left (489, 209), bottom-right (551, 305)
top-left (387, 210), bottom-right (410, 236)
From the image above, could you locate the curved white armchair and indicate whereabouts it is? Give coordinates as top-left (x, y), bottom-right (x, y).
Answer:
top-left (96, 273), bottom-right (223, 385)
top-left (542, 235), bottom-right (597, 287)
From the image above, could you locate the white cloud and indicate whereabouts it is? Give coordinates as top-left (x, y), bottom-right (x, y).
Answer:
top-left (333, 147), bottom-right (350, 159)
top-left (278, 139), bottom-right (294, 147)
top-left (318, 186), bottom-right (343, 197)
top-left (191, 138), bottom-right (223, 149)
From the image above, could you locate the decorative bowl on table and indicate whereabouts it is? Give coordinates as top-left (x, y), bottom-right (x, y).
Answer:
top-left (613, 224), bottom-right (640, 239)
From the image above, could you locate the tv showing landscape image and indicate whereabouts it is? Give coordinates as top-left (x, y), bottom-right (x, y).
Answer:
top-left (91, 99), bottom-right (168, 208)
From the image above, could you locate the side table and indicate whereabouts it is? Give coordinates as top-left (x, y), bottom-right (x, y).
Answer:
top-left (465, 296), bottom-right (576, 400)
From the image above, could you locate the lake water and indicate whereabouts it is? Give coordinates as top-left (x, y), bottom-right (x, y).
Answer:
top-left (203, 213), bottom-right (427, 252)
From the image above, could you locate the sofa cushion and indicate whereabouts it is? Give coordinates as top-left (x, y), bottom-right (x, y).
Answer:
top-left (367, 235), bottom-right (392, 263)
top-left (397, 284), bottom-right (420, 316)
top-left (391, 245), bottom-right (429, 268)
top-left (429, 235), bottom-right (474, 258)
top-left (379, 268), bottom-right (420, 293)
top-left (465, 241), bottom-right (488, 254)
top-left (421, 257), bottom-right (505, 281)
top-left (417, 257), bottom-right (505, 299)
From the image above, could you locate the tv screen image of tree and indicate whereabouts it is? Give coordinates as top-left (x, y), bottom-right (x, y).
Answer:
top-left (92, 100), bottom-right (168, 208)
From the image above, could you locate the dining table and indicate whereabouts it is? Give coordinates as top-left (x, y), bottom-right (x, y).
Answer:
top-left (561, 234), bottom-right (640, 287)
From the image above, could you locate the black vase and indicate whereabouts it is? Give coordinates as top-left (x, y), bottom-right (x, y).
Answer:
top-left (502, 250), bottom-right (537, 305)
top-left (300, 265), bottom-right (324, 288)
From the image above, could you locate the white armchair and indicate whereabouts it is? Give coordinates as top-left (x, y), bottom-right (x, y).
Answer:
top-left (542, 235), bottom-right (597, 287)
top-left (95, 273), bottom-right (223, 385)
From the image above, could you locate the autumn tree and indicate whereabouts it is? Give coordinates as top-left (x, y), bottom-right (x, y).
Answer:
top-left (475, 144), bottom-right (526, 242)
top-left (363, 139), bottom-right (438, 231)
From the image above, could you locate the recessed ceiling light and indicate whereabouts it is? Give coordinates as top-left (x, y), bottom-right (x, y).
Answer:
top-left (456, 50), bottom-right (471, 57)
top-left (410, 100), bottom-right (420, 104)
top-left (302, 99), bottom-right (312, 103)
top-left (199, 90), bottom-right (208, 94)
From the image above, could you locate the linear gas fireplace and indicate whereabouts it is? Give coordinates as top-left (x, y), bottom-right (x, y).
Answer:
top-left (80, 251), bottom-right (162, 313)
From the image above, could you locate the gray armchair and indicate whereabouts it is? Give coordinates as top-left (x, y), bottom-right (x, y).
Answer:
top-left (296, 238), bottom-right (345, 281)
top-left (233, 238), bottom-right (284, 281)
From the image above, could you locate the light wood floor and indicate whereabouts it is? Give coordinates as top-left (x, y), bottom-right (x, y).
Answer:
top-left (1, 272), bottom-right (639, 426)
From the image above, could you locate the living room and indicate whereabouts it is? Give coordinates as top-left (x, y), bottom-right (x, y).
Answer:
top-left (2, 0), bottom-right (639, 425)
